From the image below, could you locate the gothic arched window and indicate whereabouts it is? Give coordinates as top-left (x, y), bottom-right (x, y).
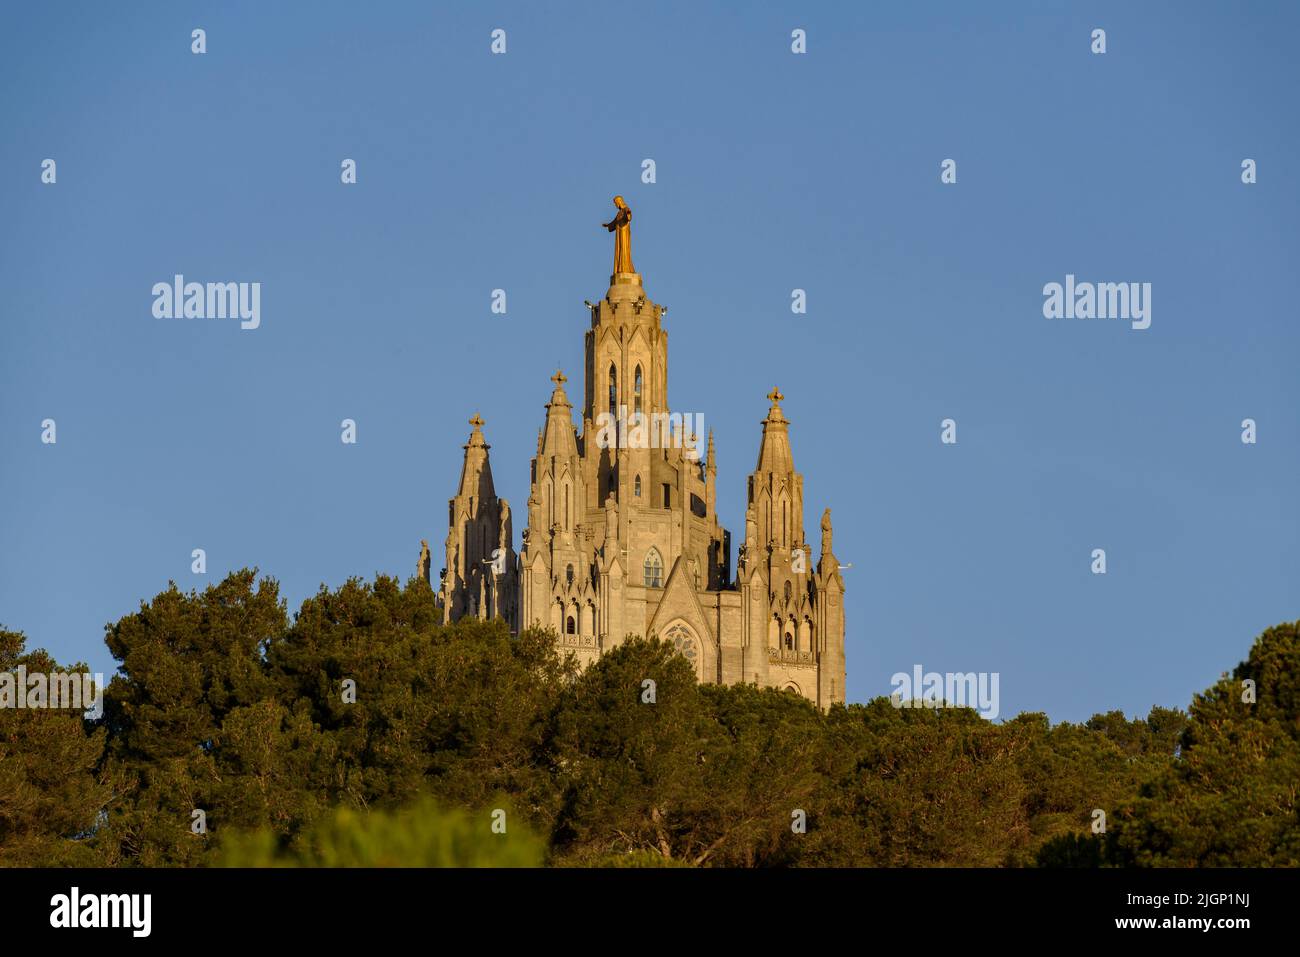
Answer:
top-left (566, 615), bottom-right (576, 635)
top-left (608, 364), bottom-right (617, 419)
top-left (643, 548), bottom-right (663, 588)
top-left (634, 365), bottom-right (643, 418)
top-left (784, 580), bottom-right (792, 604)
top-left (634, 474), bottom-right (642, 497)
top-left (566, 564), bottom-right (574, 587)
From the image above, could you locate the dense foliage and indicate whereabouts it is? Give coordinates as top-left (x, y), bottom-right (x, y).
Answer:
top-left (2, 570), bottom-right (1295, 867)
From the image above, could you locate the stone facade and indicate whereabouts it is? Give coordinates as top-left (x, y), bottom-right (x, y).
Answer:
top-left (425, 211), bottom-right (846, 708)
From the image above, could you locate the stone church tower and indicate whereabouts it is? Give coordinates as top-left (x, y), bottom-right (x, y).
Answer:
top-left (430, 198), bottom-right (846, 707)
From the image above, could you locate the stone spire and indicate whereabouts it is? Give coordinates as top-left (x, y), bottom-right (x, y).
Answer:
top-left (455, 412), bottom-right (494, 501)
top-left (440, 414), bottom-right (517, 627)
top-left (522, 369), bottom-right (590, 639)
top-left (540, 370), bottom-right (579, 459)
top-left (755, 387), bottom-right (794, 475)
top-left (748, 387), bottom-right (804, 554)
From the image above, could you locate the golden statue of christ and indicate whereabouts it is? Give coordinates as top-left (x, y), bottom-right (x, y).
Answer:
top-left (602, 195), bottom-right (635, 275)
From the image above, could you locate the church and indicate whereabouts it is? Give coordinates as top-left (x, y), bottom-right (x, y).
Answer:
top-left (421, 197), bottom-right (847, 708)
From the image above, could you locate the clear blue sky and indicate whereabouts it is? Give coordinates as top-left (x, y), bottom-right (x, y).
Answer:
top-left (2, 1), bottom-right (1296, 723)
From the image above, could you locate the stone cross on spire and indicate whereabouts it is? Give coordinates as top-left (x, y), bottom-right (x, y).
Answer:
top-left (469, 413), bottom-right (484, 429)
top-left (546, 369), bottom-right (572, 412)
top-left (767, 387), bottom-right (784, 406)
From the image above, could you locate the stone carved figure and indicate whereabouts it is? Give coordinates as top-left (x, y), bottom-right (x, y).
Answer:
top-left (444, 531), bottom-right (456, 585)
top-left (604, 491), bottom-right (618, 545)
top-left (417, 539), bottom-right (431, 583)
top-left (498, 499), bottom-right (511, 553)
top-left (527, 492), bottom-right (543, 537)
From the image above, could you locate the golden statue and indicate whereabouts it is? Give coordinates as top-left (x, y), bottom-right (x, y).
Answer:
top-left (602, 196), bottom-right (635, 275)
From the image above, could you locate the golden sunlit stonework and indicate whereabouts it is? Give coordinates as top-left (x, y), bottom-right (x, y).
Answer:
top-left (426, 198), bottom-right (846, 708)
